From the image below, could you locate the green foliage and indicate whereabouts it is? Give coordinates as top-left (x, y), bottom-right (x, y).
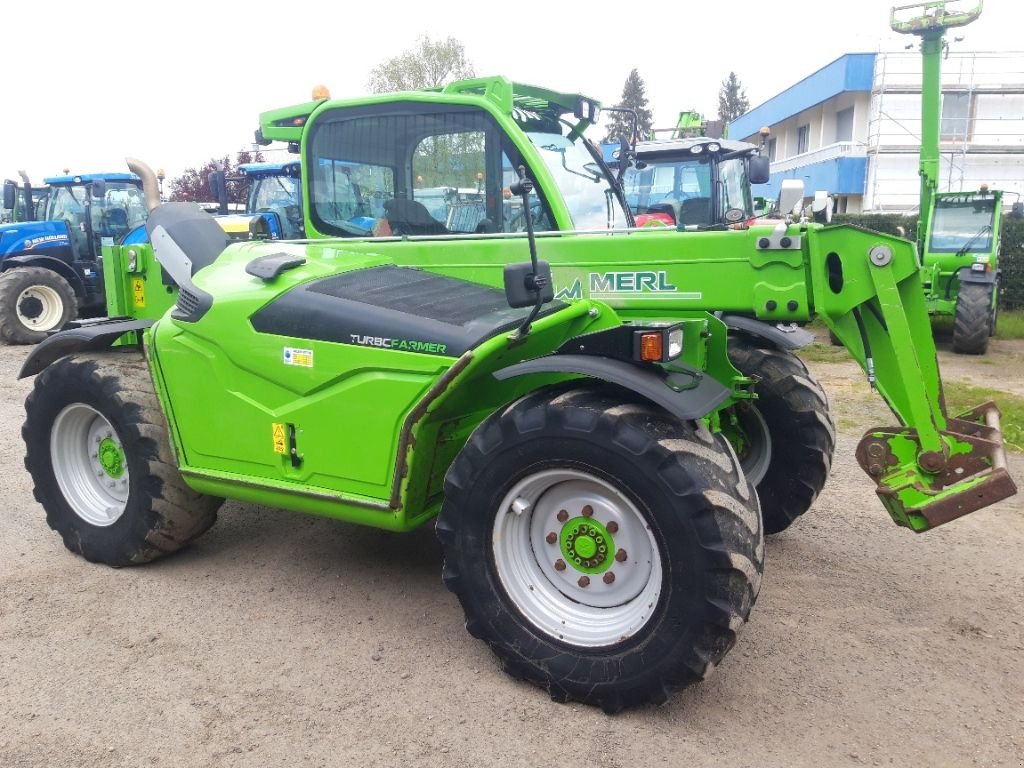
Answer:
top-left (368, 36), bottom-right (474, 93)
top-left (168, 150), bottom-right (264, 204)
top-left (943, 381), bottom-right (1024, 453)
top-left (834, 212), bottom-right (1024, 310)
top-left (717, 72), bottom-right (750, 123)
top-left (995, 309), bottom-right (1024, 340)
top-left (604, 69), bottom-right (654, 143)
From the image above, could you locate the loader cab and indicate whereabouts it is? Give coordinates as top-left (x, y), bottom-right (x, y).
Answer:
top-left (619, 138), bottom-right (761, 229)
top-left (239, 161), bottom-right (304, 239)
top-left (43, 174), bottom-right (148, 259)
top-left (301, 92), bottom-right (627, 238)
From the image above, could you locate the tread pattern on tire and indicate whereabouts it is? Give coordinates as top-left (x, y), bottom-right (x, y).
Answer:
top-left (728, 337), bottom-right (836, 534)
top-left (23, 350), bottom-right (220, 565)
top-left (0, 266), bottom-right (78, 344)
top-left (952, 282), bottom-right (993, 355)
top-left (437, 385), bottom-right (763, 712)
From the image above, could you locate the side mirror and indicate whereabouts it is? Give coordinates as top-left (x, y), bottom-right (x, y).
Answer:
top-left (2, 180), bottom-right (16, 211)
top-left (811, 190), bottom-right (833, 223)
top-left (504, 260), bottom-right (554, 309)
top-left (748, 155), bottom-right (770, 185)
top-left (90, 180), bottom-right (107, 200)
top-left (208, 171), bottom-right (228, 215)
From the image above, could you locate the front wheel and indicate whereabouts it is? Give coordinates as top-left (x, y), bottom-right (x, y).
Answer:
top-left (437, 387), bottom-right (763, 712)
top-left (952, 281), bottom-right (995, 355)
top-left (725, 337), bottom-right (836, 534)
top-left (23, 351), bottom-right (221, 566)
top-left (0, 267), bottom-right (78, 344)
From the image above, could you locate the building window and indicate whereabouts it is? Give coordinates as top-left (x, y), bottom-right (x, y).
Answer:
top-left (797, 124), bottom-right (810, 155)
top-left (767, 137), bottom-right (777, 162)
top-left (835, 107), bottom-right (855, 142)
top-left (940, 92), bottom-right (972, 141)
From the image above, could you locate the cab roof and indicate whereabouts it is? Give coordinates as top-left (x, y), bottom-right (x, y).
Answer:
top-left (238, 161), bottom-right (301, 177)
top-left (43, 172), bottom-right (141, 185)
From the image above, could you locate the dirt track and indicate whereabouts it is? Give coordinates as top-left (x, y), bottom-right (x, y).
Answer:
top-left (1, 341), bottom-right (1022, 768)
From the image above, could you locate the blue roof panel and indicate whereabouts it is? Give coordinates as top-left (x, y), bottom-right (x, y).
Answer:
top-left (731, 53), bottom-right (876, 141)
top-left (43, 172), bottom-right (140, 185)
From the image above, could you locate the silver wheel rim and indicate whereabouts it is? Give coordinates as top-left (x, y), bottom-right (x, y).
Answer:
top-left (17, 284), bottom-right (64, 331)
top-left (50, 404), bottom-right (130, 527)
top-left (492, 469), bottom-right (662, 648)
top-left (737, 405), bottom-right (772, 486)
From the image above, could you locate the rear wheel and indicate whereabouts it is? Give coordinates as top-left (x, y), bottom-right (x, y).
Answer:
top-left (437, 387), bottom-right (763, 712)
top-left (952, 281), bottom-right (994, 355)
top-left (0, 267), bottom-right (77, 344)
top-left (726, 337), bottom-right (836, 534)
top-left (23, 351), bottom-right (221, 566)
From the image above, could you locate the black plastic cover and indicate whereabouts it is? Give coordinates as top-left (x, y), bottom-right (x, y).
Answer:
top-left (251, 265), bottom-right (565, 356)
top-left (145, 202), bottom-right (229, 276)
top-left (245, 252), bottom-right (307, 281)
top-left (19, 319), bottom-right (153, 378)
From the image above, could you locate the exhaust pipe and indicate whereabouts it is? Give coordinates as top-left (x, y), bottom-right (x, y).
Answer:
top-left (126, 157), bottom-right (161, 212)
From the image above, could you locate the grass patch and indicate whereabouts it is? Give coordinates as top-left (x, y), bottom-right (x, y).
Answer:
top-left (996, 309), bottom-right (1024, 340)
top-left (943, 381), bottom-right (1024, 453)
top-left (798, 343), bottom-right (851, 363)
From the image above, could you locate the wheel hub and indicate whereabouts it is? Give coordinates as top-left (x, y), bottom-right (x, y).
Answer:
top-left (560, 518), bottom-right (613, 573)
top-left (18, 295), bottom-right (43, 320)
top-left (98, 438), bottom-right (125, 479)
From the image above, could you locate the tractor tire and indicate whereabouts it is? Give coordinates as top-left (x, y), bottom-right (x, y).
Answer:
top-left (437, 386), bottom-right (763, 712)
top-left (952, 282), bottom-right (994, 355)
top-left (726, 337), bottom-right (835, 534)
top-left (23, 350), bottom-right (221, 566)
top-left (0, 267), bottom-right (77, 344)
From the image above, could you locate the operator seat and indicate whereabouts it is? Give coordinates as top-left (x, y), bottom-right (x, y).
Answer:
top-left (678, 198), bottom-right (711, 227)
top-left (384, 198), bottom-right (448, 236)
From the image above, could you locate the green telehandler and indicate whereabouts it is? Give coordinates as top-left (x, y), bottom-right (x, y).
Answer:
top-left (29, 75), bottom-right (1014, 712)
top-left (891, 0), bottom-right (1006, 354)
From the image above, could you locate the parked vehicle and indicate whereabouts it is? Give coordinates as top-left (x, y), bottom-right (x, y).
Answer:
top-left (34, 75), bottom-right (1012, 711)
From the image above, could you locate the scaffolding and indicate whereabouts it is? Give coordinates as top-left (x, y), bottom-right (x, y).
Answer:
top-left (866, 50), bottom-right (1024, 211)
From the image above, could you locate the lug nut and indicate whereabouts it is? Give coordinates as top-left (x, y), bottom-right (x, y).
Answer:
top-left (546, 532), bottom-right (557, 545)
top-left (556, 509), bottom-right (568, 523)
top-left (577, 576), bottom-right (590, 588)
top-left (615, 549), bottom-right (628, 563)
top-left (581, 505), bottom-right (593, 517)
top-left (606, 521), bottom-right (618, 534)
top-left (603, 572), bottom-right (615, 585)
top-left (554, 559), bottom-right (566, 571)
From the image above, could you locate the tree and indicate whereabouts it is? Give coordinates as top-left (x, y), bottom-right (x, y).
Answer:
top-left (718, 72), bottom-right (750, 123)
top-left (368, 36), bottom-right (474, 93)
top-left (168, 150), bottom-right (264, 204)
top-left (603, 69), bottom-right (654, 143)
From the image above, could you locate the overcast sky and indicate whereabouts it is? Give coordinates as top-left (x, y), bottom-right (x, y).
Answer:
top-left (2, 0), bottom-right (1019, 185)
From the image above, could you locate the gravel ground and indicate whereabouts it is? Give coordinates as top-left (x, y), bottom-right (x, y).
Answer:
top-left (1, 340), bottom-right (1022, 768)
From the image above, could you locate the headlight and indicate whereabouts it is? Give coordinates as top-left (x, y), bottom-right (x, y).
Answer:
top-left (633, 324), bottom-right (684, 362)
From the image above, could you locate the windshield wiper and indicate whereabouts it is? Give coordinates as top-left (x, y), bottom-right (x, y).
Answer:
top-left (955, 224), bottom-right (992, 257)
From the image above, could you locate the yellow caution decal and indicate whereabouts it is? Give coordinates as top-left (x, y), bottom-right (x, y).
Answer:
top-left (131, 277), bottom-right (146, 308)
top-left (272, 422), bottom-right (287, 454)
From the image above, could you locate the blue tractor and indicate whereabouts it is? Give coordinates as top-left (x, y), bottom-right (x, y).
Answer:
top-left (208, 161), bottom-right (304, 241)
top-left (0, 172), bottom-right (148, 343)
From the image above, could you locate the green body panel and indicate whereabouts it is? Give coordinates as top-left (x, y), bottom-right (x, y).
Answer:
top-left (146, 240), bottom-right (619, 531)
top-left (102, 241), bottom-right (180, 322)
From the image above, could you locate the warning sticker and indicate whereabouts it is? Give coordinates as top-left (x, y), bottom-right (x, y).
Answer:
top-left (272, 423), bottom-right (287, 454)
top-left (283, 347), bottom-right (313, 367)
top-left (131, 278), bottom-right (146, 308)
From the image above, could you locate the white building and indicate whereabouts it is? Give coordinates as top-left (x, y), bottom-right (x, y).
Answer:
top-left (730, 51), bottom-right (1024, 214)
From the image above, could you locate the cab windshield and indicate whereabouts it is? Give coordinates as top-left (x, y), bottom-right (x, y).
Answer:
top-left (249, 174), bottom-right (303, 239)
top-left (622, 154), bottom-right (753, 227)
top-left (929, 196), bottom-right (997, 254)
top-left (48, 182), bottom-right (147, 252)
top-left (523, 129), bottom-right (627, 230)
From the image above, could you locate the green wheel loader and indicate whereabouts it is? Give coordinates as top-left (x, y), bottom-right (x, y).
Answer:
top-left (33, 76), bottom-right (1015, 712)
